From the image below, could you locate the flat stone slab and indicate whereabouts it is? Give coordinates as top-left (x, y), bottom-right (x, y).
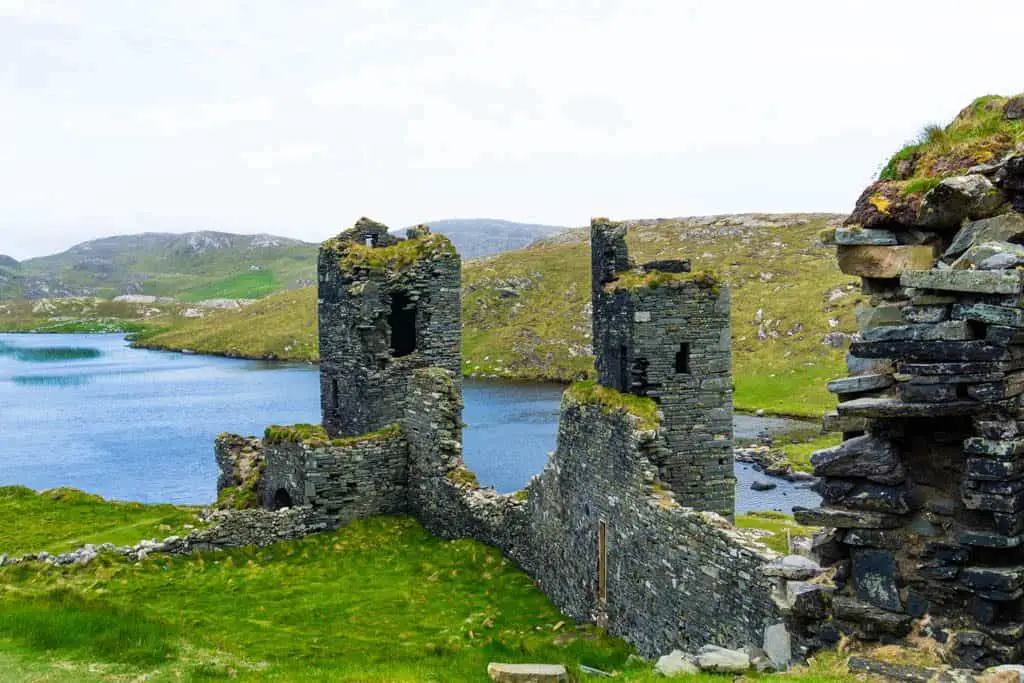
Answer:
top-left (901, 269), bottom-right (1024, 295)
top-left (833, 226), bottom-right (899, 245)
top-left (826, 373), bottom-right (894, 395)
top-left (837, 396), bottom-right (984, 418)
top-left (861, 320), bottom-right (973, 343)
top-left (839, 245), bottom-right (938, 279)
top-left (851, 340), bottom-right (1019, 362)
top-left (487, 663), bottom-right (568, 682)
top-left (810, 434), bottom-right (905, 484)
top-left (793, 505), bottom-right (903, 529)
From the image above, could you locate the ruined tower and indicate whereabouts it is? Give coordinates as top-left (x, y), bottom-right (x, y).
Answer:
top-left (590, 218), bottom-right (735, 517)
top-left (317, 218), bottom-right (461, 437)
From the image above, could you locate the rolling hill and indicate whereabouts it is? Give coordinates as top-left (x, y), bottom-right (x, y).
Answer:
top-left (0, 220), bottom-right (567, 301)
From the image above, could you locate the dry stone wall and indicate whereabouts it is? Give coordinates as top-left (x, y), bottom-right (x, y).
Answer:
top-left (799, 153), bottom-right (1024, 668)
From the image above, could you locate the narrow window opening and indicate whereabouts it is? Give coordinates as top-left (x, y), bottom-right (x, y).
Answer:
top-left (364, 236), bottom-right (375, 247)
top-left (389, 292), bottom-right (418, 357)
top-left (597, 520), bottom-right (608, 605)
top-left (330, 378), bottom-right (340, 409)
top-left (675, 342), bottom-right (691, 374)
top-left (273, 488), bottom-right (293, 509)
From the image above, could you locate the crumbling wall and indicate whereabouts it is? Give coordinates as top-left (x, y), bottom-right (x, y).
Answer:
top-left (403, 367), bottom-right (782, 658)
top-left (800, 154), bottom-right (1024, 668)
top-left (259, 425), bottom-right (409, 524)
top-left (318, 218), bottom-right (461, 437)
top-left (590, 219), bottom-right (734, 518)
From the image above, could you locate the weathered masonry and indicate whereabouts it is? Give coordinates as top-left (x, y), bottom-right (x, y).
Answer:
top-left (318, 217), bottom-right (461, 437)
top-left (797, 153), bottom-right (1024, 668)
top-left (591, 219), bottom-right (734, 518)
top-left (216, 217), bottom-right (789, 658)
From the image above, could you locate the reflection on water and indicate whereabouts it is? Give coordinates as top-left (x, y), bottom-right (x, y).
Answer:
top-left (2, 345), bottom-right (103, 362)
top-left (1, 333), bottom-right (820, 513)
top-left (12, 375), bottom-right (90, 387)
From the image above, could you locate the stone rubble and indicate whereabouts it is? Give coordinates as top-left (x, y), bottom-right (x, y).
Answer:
top-left (800, 151), bottom-right (1024, 668)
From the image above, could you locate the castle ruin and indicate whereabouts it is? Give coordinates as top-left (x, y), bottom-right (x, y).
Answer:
top-left (218, 216), bottom-right (791, 659)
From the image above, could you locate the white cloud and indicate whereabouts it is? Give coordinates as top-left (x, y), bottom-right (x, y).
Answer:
top-left (0, 0), bottom-right (1023, 258)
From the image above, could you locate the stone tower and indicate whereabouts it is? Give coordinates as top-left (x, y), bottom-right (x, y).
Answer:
top-left (318, 218), bottom-right (461, 437)
top-left (590, 218), bottom-right (735, 518)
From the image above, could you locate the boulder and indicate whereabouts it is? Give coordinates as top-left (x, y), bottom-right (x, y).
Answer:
top-left (763, 623), bottom-right (792, 670)
top-left (944, 213), bottom-right (1024, 259)
top-left (952, 241), bottom-right (1024, 270)
top-left (751, 480), bottom-right (777, 491)
top-left (654, 650), bottom-right (699, 677)
top-left (837, 245), bottom-right (938, 278)
top-left (1005, 95), bottom-right (1024, 121)
top-left (486, 663), bottom-right (568, 682)
top-left (810, 434), bottom-right (905, 484)
top-left (762, 554), bottom-right (822, 580)
top-left (846, 181), bottom-right (923, 230)
top-left (918, 175), bottom-right (1004, 229)
top-left (694, 645), bottom-right (750, 673)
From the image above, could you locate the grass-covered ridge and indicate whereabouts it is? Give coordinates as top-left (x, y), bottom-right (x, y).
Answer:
top-left (880, 94), bottom-right (1024, 182)
top-left (0, 486), bottom-right (199, 557)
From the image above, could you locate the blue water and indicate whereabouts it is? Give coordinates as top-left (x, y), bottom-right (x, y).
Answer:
top-left (0, 334), bottom-right (819, 512)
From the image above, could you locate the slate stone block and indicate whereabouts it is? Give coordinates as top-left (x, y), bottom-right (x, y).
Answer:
top-left (901, 269), bottom-right (1024, 295)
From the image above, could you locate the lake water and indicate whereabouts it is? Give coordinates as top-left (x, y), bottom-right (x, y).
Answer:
top-left (0, 334), bottom-right (820, 513)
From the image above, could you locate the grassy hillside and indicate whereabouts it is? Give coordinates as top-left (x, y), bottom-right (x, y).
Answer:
top-left (0, 297), bottom-right (193, 334)
top-left (0, 489), bottom-right (857, 682)
top-left (137, 214), bottom-right (858, 417)
top-left (0, 486), bottom-right (200, 557)
top-left (2, 221), bottom-right (566, 301)
top-left (133, 287), bottom-right (318, 360)
top-left (1, 232), bottom-right (318, 301)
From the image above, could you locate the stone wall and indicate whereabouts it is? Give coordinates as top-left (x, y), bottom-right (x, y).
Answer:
top-left (261, 426), bottom-right (409, 523)
top-left (799, 154), bottom-right (1024, 668)
top-left (404, 367), bottom-right (782, 658)
top-left (318, 218), bottom-right (461, 437)
top-left (590, 219), bottom-right (734, 518)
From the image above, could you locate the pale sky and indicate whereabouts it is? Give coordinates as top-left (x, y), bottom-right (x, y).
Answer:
top-left (1, 0), bottom-right (1023, 259)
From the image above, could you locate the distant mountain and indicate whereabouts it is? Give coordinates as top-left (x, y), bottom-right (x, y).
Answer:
top-left (415, 219), bottom-right (569, 259)
top-left (2, 231), bottom-right (318, 301)
top-left (0, 221), bottom-right (570, 300)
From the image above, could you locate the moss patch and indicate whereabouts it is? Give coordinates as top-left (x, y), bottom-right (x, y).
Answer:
top-left (880, 94), bottom-right (1024, 182)
top-left (327, 233), bottom-right (457, 274)
top-left (564, 381), bottom-right (659, 431)
top-left (264, 423), bottom-right (402, 448)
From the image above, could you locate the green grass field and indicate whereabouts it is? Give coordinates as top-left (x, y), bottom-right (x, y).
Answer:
top-left (0, 487), bottom-right (200, 557)
top-left (0, 499), bottom-right (855, 682)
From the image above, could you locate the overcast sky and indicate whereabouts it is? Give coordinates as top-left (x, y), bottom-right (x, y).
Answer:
top-left (1, 1), bottom-right (1022, 259)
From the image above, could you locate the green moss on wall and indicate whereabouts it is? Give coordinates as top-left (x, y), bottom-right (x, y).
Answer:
top-left (564, 380), bottom-right (659, 431)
